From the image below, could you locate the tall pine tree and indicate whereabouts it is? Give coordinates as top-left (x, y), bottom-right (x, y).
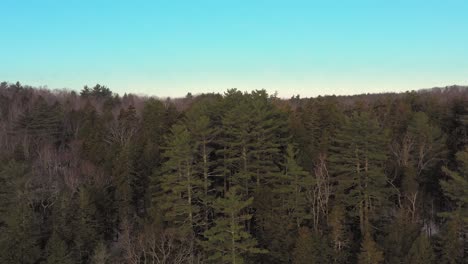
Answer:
top-left (329, 112), bottom-right (391, 234)
top-left (203, 187), bottom-right (265, 264)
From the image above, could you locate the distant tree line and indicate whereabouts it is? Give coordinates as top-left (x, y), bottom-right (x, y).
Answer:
top-left (0, 81), bottom-right (466, 263)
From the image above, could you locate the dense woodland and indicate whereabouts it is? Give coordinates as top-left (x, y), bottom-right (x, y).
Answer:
top-left (0, 81), bottom-right (466, 264)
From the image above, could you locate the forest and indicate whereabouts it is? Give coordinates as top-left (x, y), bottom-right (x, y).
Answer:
top-left (0, 81), bottom-right (466, 264)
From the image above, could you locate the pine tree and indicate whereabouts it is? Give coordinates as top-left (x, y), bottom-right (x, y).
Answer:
top-left (140, 98), bottom-right (167, 170)
top-left (44, 231), bottom-right (74, 264)
top-left (112, 145), bottom-right (136, 222)
top-left (400, 165), bottom-right (420, 222)
top-left (406, 233), bottom-right (435, 264)
top-left (253, 186), bottom-right (295, 263)
top-left (382, 209), bottom-right (420, 264)
top-left (218, 92), bottom-right (255, 196)
top-left (0, 202), bottom-right (41, 264)
top-left (253, 145), bottom-right (311, 262)
top-left (185, 104), bottom-right (218, 227)
top-left (401, 112), bottom-right (446, 222)
top-left (218, 90), bottom-right (286, 196)
top-left (203, 186), bottom-right (266, 264)
top-left (277, 144), bottom-right (311, 229)
top-left (358, 231), bottom-right (384, 264)
top-left (14, 96), bottom-right (64, 139)
top-left (80, 85), bottom-right (91, 97)
top-left (440, 215), bottom-right (464, 264)
top-left (440, 148), bottom-right (468, 223)
top-left (407, 112), bottom-right (446, 176)
top-left (329, 112), bottom-right (391, 234)
top-left (137, 98), bottom-right (168, 215)
top-left (157, 123), bottom-right (203, 236)
top-left (292, 227), bottom-right (316, 264)
top-left (248, 90), bottom-right (288, 187)
top-left (292, 227), bottom-right (329, 264)
top-left (74, 186), bottom-right (99, 259)
top-left (0, 161), bottom-right (41, 264)
top-left (78, 103), bottom-right (107, 164)
top-left (439, 148), bottom-right (467, 263)
top-left (90, 241), bottom-right (110, 264)
top-left (447, 100), bottom-right (468, 154)
top-left (328, 205), bottom-right (350, 264)
top-left (298, 96), bottom-right (344, 166)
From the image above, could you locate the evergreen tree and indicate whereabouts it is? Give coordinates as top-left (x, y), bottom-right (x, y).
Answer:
top-left (14, 97), bottom-right (64, 146)
top-left (44, 231), bottom-right (74, 264)
top-left (185, 103), bottom-right (218, 228)
top-left (157, 123), bottom-right (203, 236)
top-left (440, 215), bottom-right (465, 264)
top-left (279, 144), bottom-right (311, 229)
top-left (203, 187), bottom-right (265, 264)
top-left (439, 148), bottom-right (467, 263)
top-left (253, 186), bottom-right (295, 263)
top-left (407, 112), bottom-right (446, 176)
top-left (137, 98), bottom-right (168, 214)
top-left (0, 84), bottom-right (466, 263)
top-left (79, 103), bottom-right (107, 164)
top-left (112, 145), bottom-right (136, 222)
top-left (218, 90), bottom-right (286, 196)
top-left (74, 186), bottom-right (99, 260)
top-left (328, 205), bottom-right (350, 264)
top-left (440, 148), bottom-right (468, 223)
top-left (382, 209), bottom-right (420, 264)
top-left (140, 98), bottom-right (167, 169)
top-left (447, 100), bottom-right (468, 154)
top-left (0, 202), bottom-right (41, 264)
top-left (80, 85), bottom-right (91, 97)
top-left (329, 112), bottom-right (391, 234)
top-left (0, 162), bottom-right (41, 264)
top-left (292, 227), bottom-right (329, 264)
top-left (406, 233), bottom-right (435, 264)
top-left (253, 144), bottom-right (311, 263)
top-left (90, 241), bottom-right (110, 264)
top-left (357, 231), bottom-right (384, 264)
top-left (404, 112), bottom-right (446, 220)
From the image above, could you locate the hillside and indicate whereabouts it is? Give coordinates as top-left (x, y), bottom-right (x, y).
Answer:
top-left (0, 81), bottom-right (467, 263)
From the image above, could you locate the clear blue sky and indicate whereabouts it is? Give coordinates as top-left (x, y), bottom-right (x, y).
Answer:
top-left (1, 1), bottom-right (467, 97)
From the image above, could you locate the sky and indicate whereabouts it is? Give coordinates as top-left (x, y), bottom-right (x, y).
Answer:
top-left (1, 0), bottom-right (467, 98)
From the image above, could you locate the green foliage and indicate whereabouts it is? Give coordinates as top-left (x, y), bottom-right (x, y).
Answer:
top-left (253, 186), bottom-right (295, 263)
top-left (440, 148), bottom-right (468, 223)
top-left (14, 97), bottom-right (63, 139)
top-left (218, 89), bottom-right (287, 194)
top-left (203, 187), bottom-right (266, 263)
top-left (75, 186), bottom-right (100, 258)
top-left (406, 233), bottom-right (435, 264)
top-left (279, 144), bottom-right (312, 228)
top-left (158, 123), bottom-right (203, 234)
top-left (329, 112), bottom-right (392, 234)
top-left (382, 210), bottom-right (420, 264)
top-left (252, 144), bottom-right (311, 263)
top-left (0, 84), bottom-right (466, 263)
top-left (0, 161), bottom-right (41, 264)
top-left (0, 202), bottom-right (41, 264)
top-left (81, 84), bottom-right (113, 98)
top-left (292, 227), bottom-right (329, 264)
top-left (358, 231), bottom-right (384, 264)
top-left (301, 96), bottom-right (344, 161)
top-left (439, 215), bottom-right (465, 264)
top-left (78, 103), bottom-right (107, 163)
top-left (328, 205), bottom-right (351, 263)
top-left (113, 145), bottom-right (136, 221)
top-left (407, 111), bottom-right (446, 180)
